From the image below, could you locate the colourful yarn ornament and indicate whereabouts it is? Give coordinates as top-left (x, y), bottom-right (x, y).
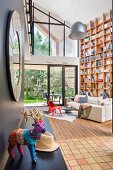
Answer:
top-left (8, 110), bottom-right (46, 163)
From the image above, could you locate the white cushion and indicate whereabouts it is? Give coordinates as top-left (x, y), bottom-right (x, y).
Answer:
top-left (74, 95), bottom-right (86, 102)
top-left (98, 98), bottom-right (112, 106)
top-left (88, 97), bottom-right (99, 105)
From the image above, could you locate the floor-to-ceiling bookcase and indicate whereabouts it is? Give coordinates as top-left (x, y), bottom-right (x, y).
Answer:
top-left (80, 10), bottom-right (112, 97)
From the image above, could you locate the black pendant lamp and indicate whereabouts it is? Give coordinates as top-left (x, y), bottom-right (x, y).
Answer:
top-left (69, 0), bottom-right (87, 40)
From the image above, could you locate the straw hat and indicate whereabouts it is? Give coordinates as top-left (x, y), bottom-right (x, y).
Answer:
top-left (35, 132), bottom-right (59, 152)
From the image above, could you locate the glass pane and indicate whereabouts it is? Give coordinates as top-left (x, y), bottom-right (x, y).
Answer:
top-left (50, 66), bottom-right (62, 104)
top-left (65, 27), bottom-right (78, 57)
top-left (65, 67), bottom-right (75, 97)
top-left (34, 24), bottom-right (49, 56)
top-left (50, 18), bottom-right (64, 56)
top-left (34, 8), bottom-right (49, 22)
top-left (24, 65), bottom-right (47, 106)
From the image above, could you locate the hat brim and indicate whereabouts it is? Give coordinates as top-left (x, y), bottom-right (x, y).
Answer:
top-left (35, 141), bottom-right (59, 152)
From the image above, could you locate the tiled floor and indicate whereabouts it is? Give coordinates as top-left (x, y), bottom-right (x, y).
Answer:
top-left (25, 106), bottom-right (113, 169)
top-left (58, 136), bottom-right (113, 169)
top-left (48, 117), bottom-right (113, 170)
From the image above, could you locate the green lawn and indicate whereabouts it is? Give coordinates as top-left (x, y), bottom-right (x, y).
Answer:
top-left (24, 99), bottom-right (46, 104)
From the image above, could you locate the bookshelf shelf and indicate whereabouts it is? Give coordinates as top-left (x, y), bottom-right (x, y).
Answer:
top-left (80, 10), bottom-right (112, 97)
top-left (104, 27), bottom-right (110, 30)
top-left (104, 19), bottom-right (111, 23)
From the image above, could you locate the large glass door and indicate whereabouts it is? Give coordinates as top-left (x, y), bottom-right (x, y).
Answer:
top-left (49, 66), bottom-right (63, 105)
top-left (48, 65), bottom-right (78, 105)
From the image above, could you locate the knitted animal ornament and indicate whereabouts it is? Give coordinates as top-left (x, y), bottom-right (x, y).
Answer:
top-left (8, 110), bottom-right (46, 163)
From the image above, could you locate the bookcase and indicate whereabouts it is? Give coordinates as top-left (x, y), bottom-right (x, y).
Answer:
top-left (80, 10), bottom-right (112, 97)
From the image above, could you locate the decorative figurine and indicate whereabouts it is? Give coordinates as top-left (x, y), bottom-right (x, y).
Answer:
top-left (8, 110), bottom-right (46, 163)
top-left (103, 91), bottom-right (109, 99)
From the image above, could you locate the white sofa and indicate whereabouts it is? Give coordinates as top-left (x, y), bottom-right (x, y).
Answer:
top-left (66, 95), bottom-right (112, 122)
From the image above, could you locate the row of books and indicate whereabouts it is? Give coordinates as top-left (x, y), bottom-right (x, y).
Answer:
top-left (81, 41), bottom-right (95, 49)
top-left (81, 54), bottom-right (103, 63)
top-left (104, 44), bottom-right (112, 51)
top-left (81, 48), bottom-right (113, 59)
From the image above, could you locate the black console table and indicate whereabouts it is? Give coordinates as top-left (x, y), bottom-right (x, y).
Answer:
top-left (5, 116), bottom-right (67, 170)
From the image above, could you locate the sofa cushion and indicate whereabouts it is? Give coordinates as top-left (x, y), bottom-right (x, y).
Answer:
top-left (88, 96), bottom-right (102, 105)
top-left (78, 95), bottom-right (88, 103)
top-left (74, 95), bottom-right (86, 102)
top-left (74, 97), bottom-right (80, 102)
top-left (98, 98), bottom-right (112, 106)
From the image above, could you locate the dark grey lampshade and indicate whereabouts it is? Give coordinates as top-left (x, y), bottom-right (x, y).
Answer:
top-left (69, 21), bottom-right (87, 40)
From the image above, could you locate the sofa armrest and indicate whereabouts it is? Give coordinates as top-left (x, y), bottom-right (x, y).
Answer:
top-left (105, 104), bottom-right (112, 121)
top-left (103, 102), bottom-right (112, 106)
top-left (88, 104), bottom-right (105, 122)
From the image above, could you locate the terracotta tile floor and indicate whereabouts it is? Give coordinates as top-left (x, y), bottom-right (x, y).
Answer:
top-left (25, 106), bottom-right (113, 169)
top-left (58, 136), bottom-right (113, 169)
top-left (48, 117), bottom-right (113, 170)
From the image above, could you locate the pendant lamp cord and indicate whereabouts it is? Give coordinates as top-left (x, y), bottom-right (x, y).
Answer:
top-left (76, 0), bottom-right (79, 21)
top-left (77, 0), bottom-right (79, 20)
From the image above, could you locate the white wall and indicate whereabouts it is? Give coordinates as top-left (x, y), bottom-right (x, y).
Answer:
top-left (24, 55), bottom-right (79, 66)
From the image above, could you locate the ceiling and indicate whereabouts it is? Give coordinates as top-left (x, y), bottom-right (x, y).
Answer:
top-left (33, 0), bottom-right (112, 25)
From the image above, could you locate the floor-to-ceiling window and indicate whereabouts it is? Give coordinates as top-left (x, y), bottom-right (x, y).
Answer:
top-left (24, 64), bottom-right (78, 106)
top-left (28, 5), bottom-right (78, 57)
top-left (65, 67), bottom-right (76, 98)
top-left (49, 66), bottom-right (63, 105)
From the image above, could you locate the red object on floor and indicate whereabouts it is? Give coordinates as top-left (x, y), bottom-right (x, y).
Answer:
top-left (48, 101), bottom-right (62, 116)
